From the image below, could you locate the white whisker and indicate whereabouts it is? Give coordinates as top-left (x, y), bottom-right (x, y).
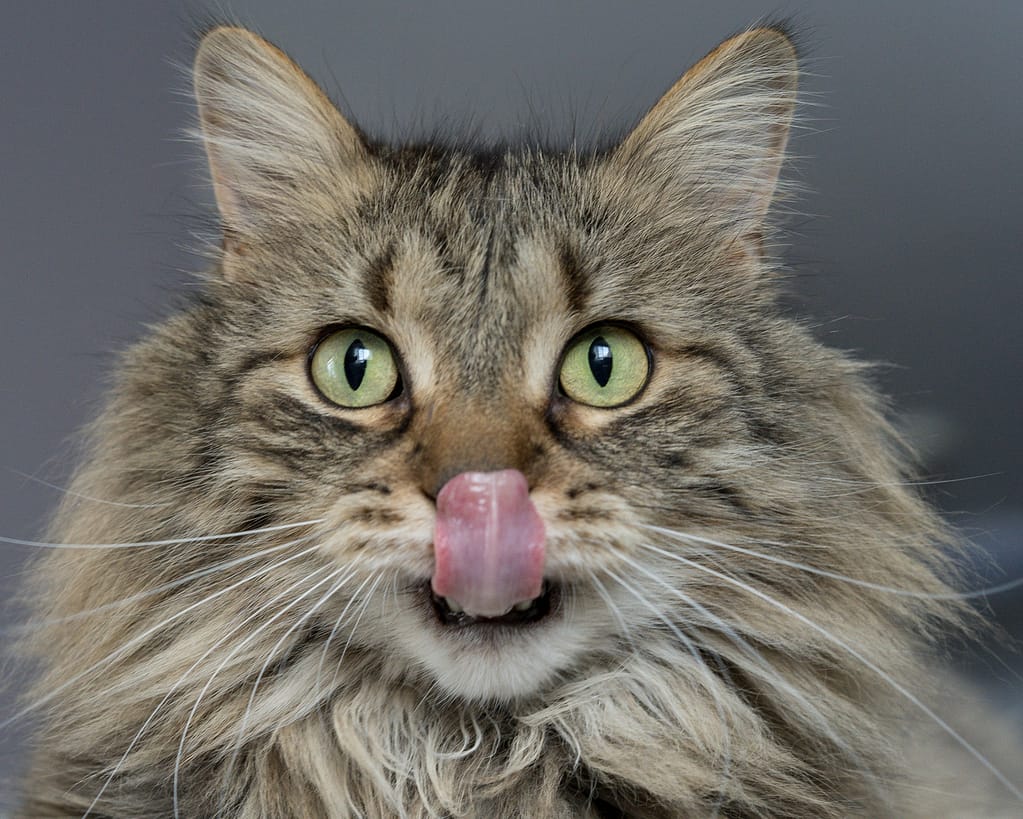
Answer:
top-left (10, 540), bottom-right (300, 635)
top-left (6, 468), bottom-right (171, 509)
top-left (81, 558), bottom-right (335, 818)
top-left (2, 538), bottom-right (323, 731)
top-left (635, 540), bottom-right (1023, 804)
top-left (603, 566), bottom-right (732, 816)
top-left (611, 547), bottom-right (890, 809)
top-left (172, 564), bottom-right (346, 818)
top-left (0, 517), bottom-right (324, 550)
top-left (643, 524), bottom-right (1023, 600)
top-left (328, 572), bottom-right (383, 693)
top-left (584, 566), bottom-right (634, 647)
top-left (315, 572), bottom-right (380, 700)
top-left (223, 566), bottom-right (358, 782)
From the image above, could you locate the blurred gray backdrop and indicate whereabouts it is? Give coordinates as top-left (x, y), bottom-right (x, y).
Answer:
top-left (2, 0), bottom-right (1021, 799)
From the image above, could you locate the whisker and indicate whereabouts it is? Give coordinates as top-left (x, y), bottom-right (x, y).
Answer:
top-left (583, 566), bottom-right (634, 647)
top-left (603, 566), bottom-right (732, 816)
top-left (643, 524), bottom-right (1023, 600)
top-left (809, 472), bottom-right (1003, 490)
top-left (6, 468), bottom-right (171, 509)
top-left (9, 540), bottom-right (301, 634)
top-left (172, 564), bottom-right (347, 818)
top-left (314, 572), bottom-right (379, 701)
top-left (610, 547), bottom-right (890, 808)
top-left (223, 567), bottom-right (359, 780)
top-left (634, 540), bottom-right (1023, 804)
top-left (328, 572), bottom-right (384, 693)
top-left (0, 517), bottom-right (324, 550)
top-left (388, 570), bottom-right (400, 615)
top-left (80, 559), bottom-right (335, 818)
top-left (2, 539), bottom-right (324, 731)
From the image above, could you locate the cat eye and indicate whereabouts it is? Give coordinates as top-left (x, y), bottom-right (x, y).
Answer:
top-left (558, 324), bottom-right (650, 407)
top-left (309, 327), bottom-right (401, 408)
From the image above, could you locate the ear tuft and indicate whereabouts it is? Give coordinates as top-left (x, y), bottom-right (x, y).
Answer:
top-left (193, 27), bottom-right (367, 234)
top-left (613, 27), bottom-right (799, 237)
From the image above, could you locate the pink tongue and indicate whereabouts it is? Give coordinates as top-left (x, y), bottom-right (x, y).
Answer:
top-left (432, 470), bottom-right (546, 618)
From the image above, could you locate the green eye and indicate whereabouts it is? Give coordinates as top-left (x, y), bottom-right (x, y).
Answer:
top-left (559, 325), bottom-right (650, 407)
top-left (310, 328), bottom-right (400, 408)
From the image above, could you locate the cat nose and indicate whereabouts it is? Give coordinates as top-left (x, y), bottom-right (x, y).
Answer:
top-left (425, 460), bottom-right (525, 501)
top-left (421, 455), bottom-right (540, 501)
top-left (412, 402), bottom-right (544, 500)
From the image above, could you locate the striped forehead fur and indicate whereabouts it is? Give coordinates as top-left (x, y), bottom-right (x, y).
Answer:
top-left (11, 22), bottom-right (1022, 819)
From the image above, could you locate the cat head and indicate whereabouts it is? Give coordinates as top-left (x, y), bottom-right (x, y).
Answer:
top-left (170, 26), bottom-right (860, 703)
top-left (45, 26), bottom-right (949, 730)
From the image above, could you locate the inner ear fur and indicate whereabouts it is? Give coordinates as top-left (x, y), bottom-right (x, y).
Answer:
top-left (192, 26), bottom-right (371, 242)
top-left (610, 28), bottom-right (799, 241)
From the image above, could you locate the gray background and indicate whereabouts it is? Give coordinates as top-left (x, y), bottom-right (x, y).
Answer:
top-left (2, 0), bottom-right (1021, 800)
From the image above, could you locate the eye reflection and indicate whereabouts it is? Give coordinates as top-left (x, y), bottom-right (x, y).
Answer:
top-left (344, 339), bottom-right (371, 390)
top-left (588, 336), bottom-right (613, 387)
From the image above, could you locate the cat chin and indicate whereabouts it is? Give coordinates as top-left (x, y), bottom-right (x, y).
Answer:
top-left (411, 622), bottom-right (583, 701)
top-left (379, 589), bottom-right (603, 701)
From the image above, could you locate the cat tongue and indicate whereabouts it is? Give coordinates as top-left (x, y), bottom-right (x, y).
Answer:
top-left (432, 470), bottom-right (546, 618)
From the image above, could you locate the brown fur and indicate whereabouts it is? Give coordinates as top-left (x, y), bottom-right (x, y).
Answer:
top-left (12, 25), bottom-right (1021, 817)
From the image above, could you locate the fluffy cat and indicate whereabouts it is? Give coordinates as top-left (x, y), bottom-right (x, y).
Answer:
top-left (11, 24), bottom-right (1022, 818)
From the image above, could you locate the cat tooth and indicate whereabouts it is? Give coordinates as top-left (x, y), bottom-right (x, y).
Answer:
top-left (444, 598), bottom-right (464, 613)
top-left (513, 599), bottom-right (534, 612)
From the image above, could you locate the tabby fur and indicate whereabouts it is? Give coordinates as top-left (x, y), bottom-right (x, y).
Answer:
top-left (14, 25), bottom-right (1020, 818)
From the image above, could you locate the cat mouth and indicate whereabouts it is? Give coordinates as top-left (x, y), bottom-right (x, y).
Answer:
top-left (429, 582), bottom-right (556, 627)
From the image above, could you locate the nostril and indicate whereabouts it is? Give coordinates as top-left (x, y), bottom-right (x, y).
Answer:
top-left (421, 470), bottom-right (541, 503)
top-left (428, 467), bottom-right (462, 501)
top-left (422, 463), bottom-right (518, 502)
top-left (420, 470), bottom-right (455, 503)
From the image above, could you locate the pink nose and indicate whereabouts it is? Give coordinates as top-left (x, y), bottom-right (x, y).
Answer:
top-left (431, 469), bottom-right (546, 618)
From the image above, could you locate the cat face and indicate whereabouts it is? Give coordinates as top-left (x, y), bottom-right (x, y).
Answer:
top-left (179, 27), bottom-right (827, 701)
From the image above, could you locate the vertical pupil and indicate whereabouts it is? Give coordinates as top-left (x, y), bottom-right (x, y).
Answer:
top-left (344, 339), bottom-right (370, 390)
top-left (588, 336), bottom-right (613, 387)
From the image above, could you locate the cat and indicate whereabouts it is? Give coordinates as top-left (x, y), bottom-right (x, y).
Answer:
top-left (10, 23), bottom-right (1022, 818)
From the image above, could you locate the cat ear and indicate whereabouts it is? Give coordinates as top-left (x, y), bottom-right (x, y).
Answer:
top-left (611, 28), bottom-right (798, 244)
top-left (193, 27), bottom-right (368, 238)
